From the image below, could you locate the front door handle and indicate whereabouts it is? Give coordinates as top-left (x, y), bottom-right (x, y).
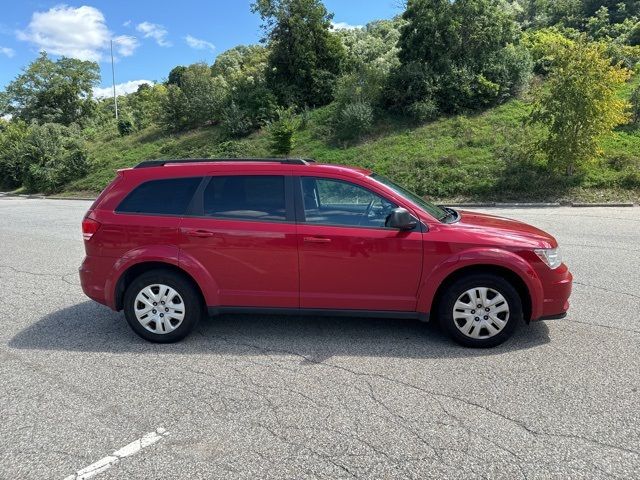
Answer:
top-left (182, 228), bottom-right (215, 238)
top-left (303, 236), bottom-right (332, 244)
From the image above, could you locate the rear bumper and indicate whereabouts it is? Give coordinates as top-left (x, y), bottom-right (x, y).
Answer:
top-left (79, 255), bottom-right (114, 308)
top-left (532, 266), bottom-right (572, 321)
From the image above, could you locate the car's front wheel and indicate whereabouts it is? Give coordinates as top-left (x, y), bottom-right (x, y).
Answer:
top-left (438, 273), bottom-right (522, 348)
top-left (123, 269), bottom-right (202, 343)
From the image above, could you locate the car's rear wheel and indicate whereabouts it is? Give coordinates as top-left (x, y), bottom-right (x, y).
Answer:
top-left (123, 269), bottom-right (202, 343)
top-left (438, 273), bottom-right (522, 348)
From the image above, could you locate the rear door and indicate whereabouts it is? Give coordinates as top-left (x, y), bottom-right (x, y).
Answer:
top-left (296, 176), bottom-right (423, 312)
top-left (178, 173), bottom-right (299, 308)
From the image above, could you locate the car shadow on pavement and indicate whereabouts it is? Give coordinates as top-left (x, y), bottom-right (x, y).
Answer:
top-left (9, 301), bottom-right (550, 360)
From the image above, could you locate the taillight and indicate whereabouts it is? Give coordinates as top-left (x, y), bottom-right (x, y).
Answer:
top-left (82, 217), bottom-right (101, 241)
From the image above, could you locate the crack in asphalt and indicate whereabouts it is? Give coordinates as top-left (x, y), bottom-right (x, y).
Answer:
top-left (573, 280), bottom-right (640, 300)
top-left (215, 335), bottom-right (640, 460)
top-left (0, 264), bottom-right (80, 286)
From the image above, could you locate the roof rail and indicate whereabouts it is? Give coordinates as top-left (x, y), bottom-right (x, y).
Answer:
top-left (134, 158), bottom-right (316, 169)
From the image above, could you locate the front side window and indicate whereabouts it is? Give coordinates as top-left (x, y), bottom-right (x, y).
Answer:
top-left (203, 175), bottom-right (286, 221)
top-left (301, 177), bottom-right (397, 228)
top-left (116, 177), bottom-right (202, 215)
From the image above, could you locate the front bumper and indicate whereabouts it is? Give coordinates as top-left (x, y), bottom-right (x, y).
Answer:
top-left (533, 264), bottom-right (572, 321)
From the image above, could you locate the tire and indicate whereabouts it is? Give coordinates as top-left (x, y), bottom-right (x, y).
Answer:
top-left (437, 273), bottom-right (522, 348)
top-left (123, 269), bottom-right (202, 343)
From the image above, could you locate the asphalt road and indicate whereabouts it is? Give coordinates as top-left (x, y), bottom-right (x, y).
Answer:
top-left (0, 196), bottom-right (638, 479)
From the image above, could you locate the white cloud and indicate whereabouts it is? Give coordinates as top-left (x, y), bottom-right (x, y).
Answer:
top-left (93, 79), bottom-right (154, 99)
top-left (16, 5), bottom-right (139, 61)
top-left (123, 20), bottom-right (132, 27)
top-left (331, 21), bottom-right (363, 31)
top-left (0, 46), bottom-right (15, 58)
top-left (112, 35), bottom-right (139, 57)
top-left (185, 35), bottom-right (215, 52)
top-left (136, 22), bottom-right (171, 47)
top-left (2, 114), bottom-right (12, 121)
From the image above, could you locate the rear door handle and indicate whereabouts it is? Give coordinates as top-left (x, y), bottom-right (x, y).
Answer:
top-left (303, 236), bottom-right (332, 244)
top-left (182, 228), bottom-right (215, 238)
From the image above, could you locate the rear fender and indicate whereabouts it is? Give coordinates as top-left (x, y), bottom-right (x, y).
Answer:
top-left (106, 245), bottom-right (219, 310)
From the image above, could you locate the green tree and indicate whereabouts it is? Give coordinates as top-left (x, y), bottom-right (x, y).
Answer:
top-left (167, 66), bottom-right (187, 87)
top-left (212, 45), bottom-right (278, 128)
top-left (336, 18), bottom-right (405, 74)
top-left (160, 85), bottom-right (190, 132)
top-left (0, 52), bottom-right (100, 125)
top-left (389, 0), bottom-right (531, 113)
top-left (0, 120), bottom-right (28, 189)
top-left (126, 83), bottom-right (168, 130)
top-left (21, 123), bottom-right (89, 193)
top-left (180, 64), bottom-right (228, 127)
top-left (268, 107), bottom-right (300, 155)
top-left (159, 64), bottom-right (228, 131)
top-left (530, 41), bottom-right (630, 175)
top-left (252, 0), bottom-right (345, 107)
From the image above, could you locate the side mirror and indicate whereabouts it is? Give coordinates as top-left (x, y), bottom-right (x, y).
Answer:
top-left (385, 208), bottom-right (418, 231)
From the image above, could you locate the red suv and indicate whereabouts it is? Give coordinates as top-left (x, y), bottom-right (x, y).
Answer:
top-left (79, 159), bottom-right (572, 347)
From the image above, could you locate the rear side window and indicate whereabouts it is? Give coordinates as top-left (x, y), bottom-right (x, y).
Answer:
top-left (116, 177), bottom-right (202, 215)
top-left (202, 175), bottom-right (286, 221)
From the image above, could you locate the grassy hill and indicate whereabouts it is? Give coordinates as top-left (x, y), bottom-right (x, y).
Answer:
top-left (64, 77), bottom-right (640, 203)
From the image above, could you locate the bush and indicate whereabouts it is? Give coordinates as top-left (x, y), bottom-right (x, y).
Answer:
top-left (117, 117), bottom-right (134, 136)
top-left (268, 108), bottom-right (300, 156)
top-left (0, 120), bottom-right (28, 189)
top-left (21, 123), bottom-right (89, 193)
top-left (334, 102), bottom-right (374, 141)
top-left (212, 140), bottom-right (247, 158)
top-left (620, 168), bottom-right (640, 188)
top-left (160, 85), bottom-right (190, 132)
top-left (407, 98), bottom-right (439, 123)
top-left (631, 85), bottom-right (640, 124)
top-left (221, 102), bottom-right (253, 138)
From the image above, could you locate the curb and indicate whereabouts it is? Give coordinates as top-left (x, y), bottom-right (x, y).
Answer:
top-left (570, 202), bottom-right (635, 207)
top-left (0, 193), bottom-right (96, 201)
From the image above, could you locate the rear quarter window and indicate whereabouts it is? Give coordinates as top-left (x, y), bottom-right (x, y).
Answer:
top-left (116, 177), bottom-right (202, 215)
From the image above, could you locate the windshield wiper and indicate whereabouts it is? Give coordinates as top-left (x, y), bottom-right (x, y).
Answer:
top-left (438, 207), bottom-right (457, 223)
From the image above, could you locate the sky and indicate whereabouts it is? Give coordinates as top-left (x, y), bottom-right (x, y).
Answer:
top-left (0, 0), bottom-right (402, 97)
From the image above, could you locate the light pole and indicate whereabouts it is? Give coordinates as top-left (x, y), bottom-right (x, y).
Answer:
top-left (110, 39), bottom-right (119, 120)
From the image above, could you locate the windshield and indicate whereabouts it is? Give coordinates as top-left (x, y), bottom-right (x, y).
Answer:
top-left (371, 173), bottom-right (448, 220)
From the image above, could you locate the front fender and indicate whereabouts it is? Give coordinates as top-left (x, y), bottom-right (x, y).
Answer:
top-left (417, 248), bottom-right (544, 319)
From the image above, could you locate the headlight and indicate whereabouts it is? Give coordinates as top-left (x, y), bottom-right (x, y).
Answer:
top-left (534, 247), bottom-right (562, 269)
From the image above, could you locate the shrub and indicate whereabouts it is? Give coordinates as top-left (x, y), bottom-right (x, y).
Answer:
top-left (631, 85), bottom-right (640, 124)
top-left (221, 102), bottom-right (253, 138)
top-left (530, 42), bottom-right (631, 175)
top-left (334, 102), bottom-right (374, 141)
top-left (620, 168), bottom-right (640, 188)
top-left (0, 120), bottom-right (28, 189)
top-left (21, 123), bottom-right (89, 193)
top-left (407, 98), bottom-right (439, 123)
top-left (268, 108), bottom-right (300, 156)
top-left (117, 117), bottom-right (134, 136)
top-left (212, 140), bottom-right (247, 158)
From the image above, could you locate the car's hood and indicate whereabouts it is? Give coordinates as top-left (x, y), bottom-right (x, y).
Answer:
top-left (453, 210), bottom-right (557, 248)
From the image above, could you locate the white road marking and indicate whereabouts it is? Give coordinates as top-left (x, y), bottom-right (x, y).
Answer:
top-left (63, 428), bottom-right (168, 480)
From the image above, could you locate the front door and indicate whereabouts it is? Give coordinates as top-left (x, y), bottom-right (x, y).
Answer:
top-left (296, 176), bottom-right (423, 312)
top-left (179, 174), bottom-right (298, 308)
